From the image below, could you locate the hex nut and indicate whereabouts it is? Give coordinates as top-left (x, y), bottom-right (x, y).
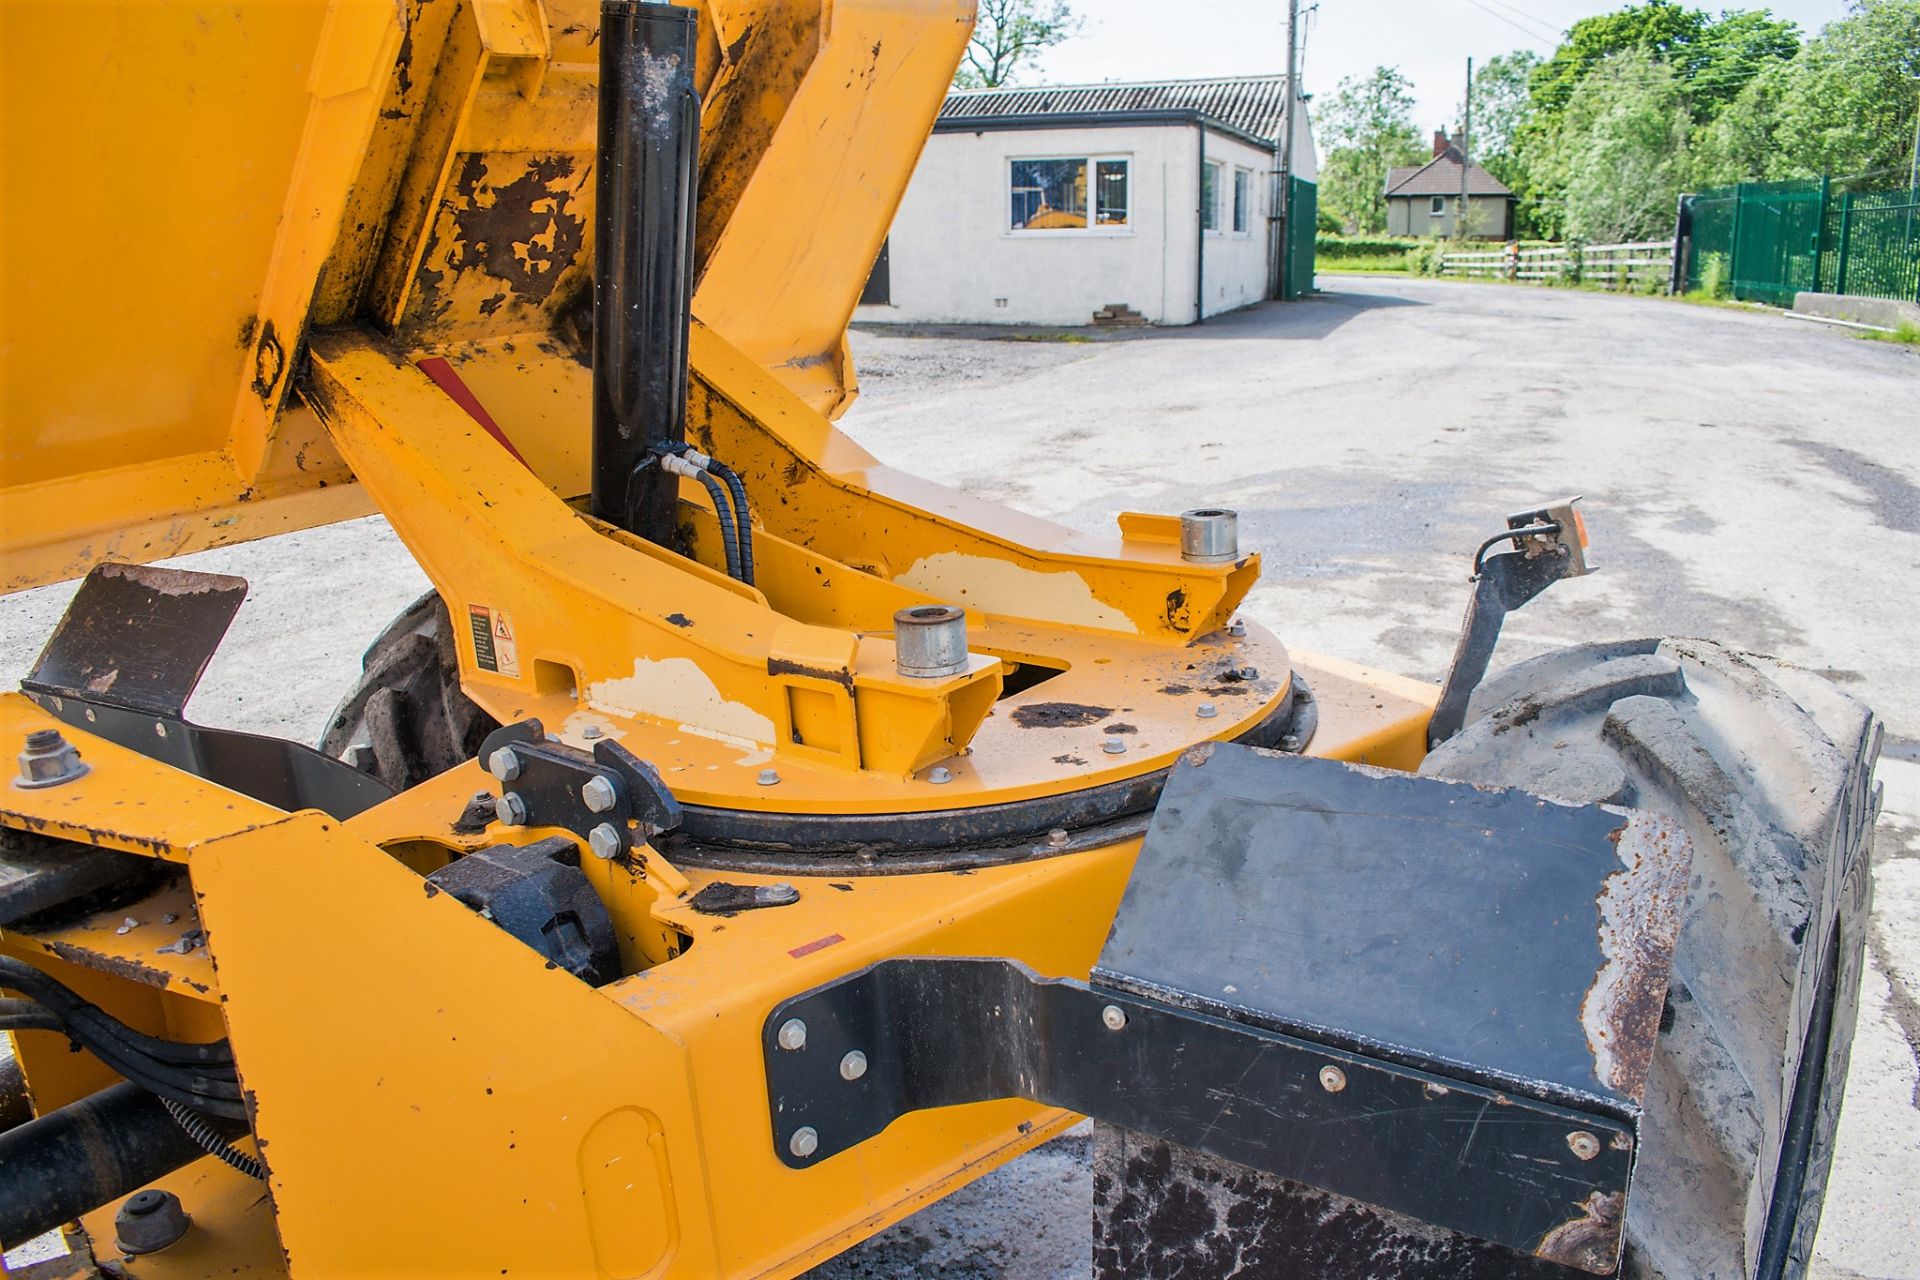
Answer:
top-left (586, 823), bottom-right (623, 860)
top-left (488, 747), bottom-right (522, 782)
top-left (494, 792), bottom-right (529, 826)
top-left (115, 1189), bottom-right (190, 1255)
top-left (1046, 828), bottom-right (1071, 848)
top-left (1567, 1130), bottom-right (1601, 1161)
top-left (1101, 1004), bottom-right (1128, 1031)
top-left (777, 1018), bottom-right (808, 1051)
top-left (789, 1126), bottom-right (820, 1159)
top-left (757, 769), bottom-right (780, 787)
top-left (928, 765), bottom-right (953, 785)
top-left (1318, 1065), bottom-right (1347, 1093)
top-left (1102, 737), bottom-right (1127, 755)
top-left (581, 775), bottom-right (618, 813)
top-left (840, 1050), bottom-right (869, 1081)
top-left (1196, 702), bottom-right (1218, 719)
top-left (15, 729), bottom-right (87, 790)
top-left (581, 724), bottom-right (603, 740)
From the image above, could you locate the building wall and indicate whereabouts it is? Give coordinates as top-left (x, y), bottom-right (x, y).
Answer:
top-left (855, 123), bottom-right (1275, 327)
top-left (1386, 194), bottom-right (1511, 239)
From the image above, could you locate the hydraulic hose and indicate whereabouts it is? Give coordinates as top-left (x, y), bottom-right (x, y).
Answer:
top-left (705, 458), bottom-right (756, 586)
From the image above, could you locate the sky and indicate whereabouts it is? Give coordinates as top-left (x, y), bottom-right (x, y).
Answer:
top-left (1028, 0), bottom-right (1858, 148)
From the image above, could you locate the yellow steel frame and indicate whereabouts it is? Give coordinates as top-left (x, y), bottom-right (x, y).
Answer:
top-left (0, 0), bottom-right (1444, 1274)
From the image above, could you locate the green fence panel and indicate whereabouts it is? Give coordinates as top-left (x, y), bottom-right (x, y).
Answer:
top-left (1688, 174), bottom-right (1919, 307)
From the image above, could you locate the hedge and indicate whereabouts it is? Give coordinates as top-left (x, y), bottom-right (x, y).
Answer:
top-left (1315, 235), bottom-right (1425, 258)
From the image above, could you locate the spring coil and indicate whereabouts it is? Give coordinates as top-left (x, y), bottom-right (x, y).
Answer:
top-left (160, 1096), bottom-right (266, 1181)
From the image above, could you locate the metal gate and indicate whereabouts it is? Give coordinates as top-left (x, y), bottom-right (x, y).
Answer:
top-left (1685, 175), bottom-right (1920, 307)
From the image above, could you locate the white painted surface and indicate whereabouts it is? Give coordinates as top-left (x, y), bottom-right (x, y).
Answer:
top-left (856, 123), bottom-right (1283, 327)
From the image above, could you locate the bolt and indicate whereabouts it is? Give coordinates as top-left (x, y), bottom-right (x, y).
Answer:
top-left (1102, 737), bottom-right (1127, 755)
top-left (488, 747), bottom-right (522, 782)
top-left (1280, 734), bottom-right (1302, 752)
top-left (777, 1018), bottom-right (808, 1051)
top-left (15, 729), bottom-right (88, 790)
top-left (495, 791), bottom-right (528, 826)
top-left (1102, 1004), bottom-right (1128, 1031)
top-left (1567, 1131), bottom-right (1601, 1161)
top-left (153, 721), bottom-right (167, 738)
top-left (1318, 1065), bottom-right (1347, 1093)
top-left (581, 724), bottom-right (603, 740)
top-left (1240, 666), bottom-right (1259, 681)
top-left (1196, 702), bottom-right (1218, 719)
top-left (1046, 828), bottom-right (1070, 848)
top-left (840, 1050), bottom-right (869, 1081)
top-left (789, 1126), bottom-right (819, 1159)
top-left (581, 775), bottom-right (617, 813)
top-left (115, 1188), bottom-right (190, 1255)
top-left (928, 765), bottom-right (953, 785)
top-left (587, 823), bottom-right (622, 860)
top-left (1228, 618), bottom-right (1247, 637)
top-left (757, 768), bottom-right (780, 786)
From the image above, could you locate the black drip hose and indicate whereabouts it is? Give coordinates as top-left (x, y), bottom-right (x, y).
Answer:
top-left (694, 470), bottom-right (743, 581)
top-left (160, 1097), bottom-right (266, 1180)
top-left (706, 459), bottom-right (755, 586)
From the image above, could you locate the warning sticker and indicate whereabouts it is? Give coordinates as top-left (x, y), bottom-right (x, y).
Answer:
top-left (467, 604), bottom-right (520, 678)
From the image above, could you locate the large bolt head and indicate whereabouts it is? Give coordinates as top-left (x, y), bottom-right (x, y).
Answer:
top-left (495, 791), bottom-right (529, 826)
top-left (581, 775), bottom-right (618, 813)
top-left (789, 1126), bottom-right (819, 1159)
top-left (839, 1050), bottom-right (869, 1081)
top-left (488, 747), bottom-right (522, 782)
top-left (777, 1018), bottom-right (808, 1051)
top-left (586, 823), bottom-right (623, 860)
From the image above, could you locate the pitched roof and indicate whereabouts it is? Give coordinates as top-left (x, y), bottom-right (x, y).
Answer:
top-left (940, 75), bottom-right (1291, 147)
top-left (1385, 147), bottom-right (1513, 198)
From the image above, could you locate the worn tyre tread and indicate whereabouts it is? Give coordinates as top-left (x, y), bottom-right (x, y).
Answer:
top-left (1423, 638), bottom-right (1877, 1280)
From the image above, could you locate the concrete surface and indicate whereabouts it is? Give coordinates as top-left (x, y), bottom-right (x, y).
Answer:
top-left (1, 274), bottom-right (1916, 1277)
top-left (1793, 290), bottom-right (1920, 332)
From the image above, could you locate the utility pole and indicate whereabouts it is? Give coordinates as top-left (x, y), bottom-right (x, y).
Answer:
top-left (1458, 57), bottom-right (1472, 241)
top-left (1273, 0), bottom-right (1301, 300)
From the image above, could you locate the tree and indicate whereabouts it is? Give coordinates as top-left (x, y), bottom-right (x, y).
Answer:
top-left (1555, 51), bottom-right (1694, 241)
top-left (1464, 50), bottom-right (1542, 184)
top-left (1314, 67), bottom-right (1426, 233)
top-left (1528, 1), bottom-right (1796, 123)
top-left (953, 0), bottom-right (1081, 89)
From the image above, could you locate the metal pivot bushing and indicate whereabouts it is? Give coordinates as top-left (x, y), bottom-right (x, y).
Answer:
top-left (893, 605), bottom-right (970, 679)
top-left (1180, 509), bottom-right (1239, 564)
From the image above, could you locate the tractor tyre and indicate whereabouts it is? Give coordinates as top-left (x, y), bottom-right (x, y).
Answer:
top-left (1420, 637), bottom-right (1879, 1279)
top-left (1091, 638), bottom-right (1877, 1280)
top-left (318, 592), bottom-right (498, 791)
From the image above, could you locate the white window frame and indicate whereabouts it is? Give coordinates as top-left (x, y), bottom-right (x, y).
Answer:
top-left (1231, 167), bottom-right (1253, 235)
top-left (1202, 159), bottom-right (1225, 234)
top-left (1007, 154), bottom-right (1134, 236)
top-left (1429, 195), bottom-right (1447, 217)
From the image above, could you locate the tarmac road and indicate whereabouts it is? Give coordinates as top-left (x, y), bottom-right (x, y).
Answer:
top-left (1, 275), bottom-right (1915, 1277)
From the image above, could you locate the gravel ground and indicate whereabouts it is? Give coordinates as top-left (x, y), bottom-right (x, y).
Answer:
top-left (2, 275), bottom-right (1917, 1278)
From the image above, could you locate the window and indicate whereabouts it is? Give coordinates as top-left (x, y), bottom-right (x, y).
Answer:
top-left (1010, 157), bottom-right (1129, 232)
top-left (1202, 160), bottom-right (1223, 231)
top-left (1232, 168), bottom-right (1251, 233)
top-left (1430, 195), bottom-right (1446, 216)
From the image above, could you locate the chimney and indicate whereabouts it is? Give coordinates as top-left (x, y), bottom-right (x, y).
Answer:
top-left (1433, 129), bottom-right (1450, 158)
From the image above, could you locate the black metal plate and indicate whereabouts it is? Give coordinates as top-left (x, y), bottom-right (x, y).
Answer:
top-left (1100, 744), bottom-right (1688, 1115)
top-left (764, 958), bottom-right (1636, 1268)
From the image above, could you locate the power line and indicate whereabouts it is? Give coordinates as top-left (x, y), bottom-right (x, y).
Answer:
top-left (1452, 0), bottom-right (1560, 45)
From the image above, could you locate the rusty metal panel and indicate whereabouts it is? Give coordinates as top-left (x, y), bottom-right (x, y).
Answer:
top-left (1099, 743), bottom-right (1689, 1116)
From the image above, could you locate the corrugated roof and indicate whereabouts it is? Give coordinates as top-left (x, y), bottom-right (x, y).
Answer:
top-left (941, 75), bottom-right (1291, 146)
top-left (1385, 149), bottom-right (1513, 198)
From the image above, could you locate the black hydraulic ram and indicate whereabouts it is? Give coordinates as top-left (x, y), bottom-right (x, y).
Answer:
top-left (592, 0), bottom-right (700, 544)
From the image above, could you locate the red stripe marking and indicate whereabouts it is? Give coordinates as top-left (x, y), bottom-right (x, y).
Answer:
top-left (416, 356), bottom-right (532, 468)
top-left (788, 933), bottom-right (844, 959)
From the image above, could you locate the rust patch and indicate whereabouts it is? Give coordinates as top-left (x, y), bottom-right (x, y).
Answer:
top-left (767, 657), bottom-right (854, 691)
top-left (1533, 1191), bottom-right (1625, 1274)
top-left (1011, 702), bottom-right (1113, 729)
top-left (1164, 587), bottom-right (1191, 632)
top-left (446, 153), bottom-right (587, 306)
top-left (665, 613), bottom-right (693, 627)
top-left (43, 939), bottom-right (174, 990)
top-left (1580, 812), bottom-right (1691, 1102)
top-left (1103, 722), bottom-right (1137, 734)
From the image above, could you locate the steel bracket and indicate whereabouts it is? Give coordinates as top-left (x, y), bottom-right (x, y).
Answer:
top-left (479, 719), bottom-right (682, 857)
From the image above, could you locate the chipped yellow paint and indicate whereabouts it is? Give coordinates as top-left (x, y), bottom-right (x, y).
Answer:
top-left (896, 552), bottom-right (1141, 635)
top-left (589, 656), bottom-right (778, 749)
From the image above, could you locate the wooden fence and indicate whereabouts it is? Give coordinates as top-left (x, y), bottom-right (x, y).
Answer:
top-left (1439, 240), bottom-right (1674, 291)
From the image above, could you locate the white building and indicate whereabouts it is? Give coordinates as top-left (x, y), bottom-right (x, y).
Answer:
top-left (856, 77), bottom-right (1318, 328)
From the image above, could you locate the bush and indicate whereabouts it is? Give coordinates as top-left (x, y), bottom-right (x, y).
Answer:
top-left (1316, 234), bottom-right (1427, 258)
top-left (1697, 252), bottom-right (1731, 299)
top-left (1316, 208), bottom-right (1345, 234)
